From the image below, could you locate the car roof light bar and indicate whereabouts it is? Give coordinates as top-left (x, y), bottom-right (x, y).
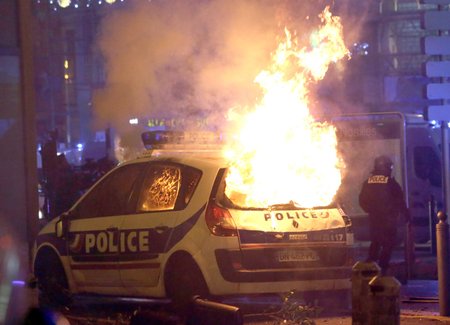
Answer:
top-left (141, 130), bottom-right (224, 151)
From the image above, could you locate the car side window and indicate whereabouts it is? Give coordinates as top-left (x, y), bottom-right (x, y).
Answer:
top-left (182, 167), bottom-right (202, 205)
top-left (138, 165), bottom-right (181, 212)
top-left (76, 163), bottom-right (146, 218)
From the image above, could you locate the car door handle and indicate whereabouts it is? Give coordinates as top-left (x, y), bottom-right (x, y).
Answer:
top-left (106, 227), bottom-right (118, 232)
top-left (155, 226), bottom-right (169, 233)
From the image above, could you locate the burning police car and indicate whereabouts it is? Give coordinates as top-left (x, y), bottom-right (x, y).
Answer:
top-left (31, 6), bottom-right (356, 312)
top-left (31, 131), bottom-right (353, 310)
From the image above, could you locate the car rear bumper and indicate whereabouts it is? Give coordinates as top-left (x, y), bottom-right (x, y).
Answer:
top-left (215, 248), bottom-right (353, 283)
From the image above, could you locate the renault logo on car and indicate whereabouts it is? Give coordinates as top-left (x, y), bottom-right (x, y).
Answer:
top-left (274, 233), bottom-right (284, 239)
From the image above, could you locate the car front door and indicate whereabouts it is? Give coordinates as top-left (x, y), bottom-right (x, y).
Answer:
top-left (66, 163), bottom-right (146, 291)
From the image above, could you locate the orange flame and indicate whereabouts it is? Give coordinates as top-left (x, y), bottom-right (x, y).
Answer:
top-left (224, 7), bottom-right (349, 208)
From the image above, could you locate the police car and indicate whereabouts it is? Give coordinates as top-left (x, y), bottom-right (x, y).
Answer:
top-left (32, 131), bottom-right (354, 309)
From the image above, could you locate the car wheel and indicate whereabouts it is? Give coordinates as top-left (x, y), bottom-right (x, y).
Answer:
top-left (35, 251), bottom-right (71, 309)
top-left (164, 254), bottom-right (209, 315)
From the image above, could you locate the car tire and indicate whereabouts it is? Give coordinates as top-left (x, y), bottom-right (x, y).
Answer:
top-left (35, 251), bottom-right (71, 309)
top-left (164, 254), bottom-right (209, 315)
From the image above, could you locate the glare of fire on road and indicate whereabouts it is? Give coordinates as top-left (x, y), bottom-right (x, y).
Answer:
top-left (224, 6), bottom-right (350, 209)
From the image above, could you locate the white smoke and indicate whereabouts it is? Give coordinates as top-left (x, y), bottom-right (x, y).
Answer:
top-left (92, 0), bottom-right (369, 153)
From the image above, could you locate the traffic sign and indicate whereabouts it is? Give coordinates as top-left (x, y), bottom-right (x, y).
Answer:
top-left (425, 105), bottom-right (450, 121)
top-left (426, 61), bottom-right (450, 77)
top-left (424, 36), bottom-right (450, 55)
top-left (422, 11), bottom-right (450, 30)
top-left (427, 83), bottom-right (450, 99)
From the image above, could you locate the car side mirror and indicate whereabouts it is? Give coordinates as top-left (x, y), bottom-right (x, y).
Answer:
top-left (55, 212), bottom-right (69, 238)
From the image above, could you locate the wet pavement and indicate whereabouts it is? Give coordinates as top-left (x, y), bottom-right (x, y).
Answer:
top-left (310, 245), bottom-right (445, 325)
top-left (2, 243), bottom-right (449, 324)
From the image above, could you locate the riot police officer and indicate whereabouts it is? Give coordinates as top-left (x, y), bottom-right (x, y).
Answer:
top-left (359, 155), bottom-right (410, 274)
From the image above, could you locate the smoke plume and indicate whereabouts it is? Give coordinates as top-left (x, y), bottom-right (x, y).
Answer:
top-left (92, 0), bottom-right (369, 152)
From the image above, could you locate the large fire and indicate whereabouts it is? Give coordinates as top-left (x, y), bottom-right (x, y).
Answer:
top-left (224, 7), bottom-right (349, 208)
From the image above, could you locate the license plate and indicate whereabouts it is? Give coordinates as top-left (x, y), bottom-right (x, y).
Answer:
top-left (277, 250), bottom-right (320, 262)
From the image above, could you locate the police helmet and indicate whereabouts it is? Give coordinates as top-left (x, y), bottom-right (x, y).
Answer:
top-left (373, 155), bottom-right (393, 175)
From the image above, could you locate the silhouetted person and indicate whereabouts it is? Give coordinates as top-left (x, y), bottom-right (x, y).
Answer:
top-left (359, 155), bottom-right (410, 274)
top-left (53, 154), bottom-right (79, 217)
top-left (40, 130), bottom-right (58, 219)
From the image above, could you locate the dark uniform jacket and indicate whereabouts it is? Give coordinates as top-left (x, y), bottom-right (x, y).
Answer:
top-left (359, 174), bottom-right (408, 225)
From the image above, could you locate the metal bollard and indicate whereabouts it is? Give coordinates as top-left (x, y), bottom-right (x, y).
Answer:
top-left (429, 195), bottom-right (437, 255)
top-left (368, 275), bottom-right (401, 325)
top-left (351, 261), bottom-right (381, 325)
top-left (436, 210), bottom-right (450, 316)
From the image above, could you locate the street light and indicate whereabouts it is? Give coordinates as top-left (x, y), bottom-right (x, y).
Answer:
top-left (57, 0), bottom-right (71, 8)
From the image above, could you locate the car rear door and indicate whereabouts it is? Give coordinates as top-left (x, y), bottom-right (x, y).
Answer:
top-left (118, 162), bottom-right (203, 291)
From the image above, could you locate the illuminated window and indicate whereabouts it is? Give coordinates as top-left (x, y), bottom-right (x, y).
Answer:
top-left (139, 166), bottom-right (181, 212)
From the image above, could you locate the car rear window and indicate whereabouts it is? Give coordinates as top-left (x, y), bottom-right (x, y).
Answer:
top-left (216, 169), bottom-right (336, 210)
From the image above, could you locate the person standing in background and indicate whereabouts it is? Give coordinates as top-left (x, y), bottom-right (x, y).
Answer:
top-left (359, 155), bottom-right (410, 274)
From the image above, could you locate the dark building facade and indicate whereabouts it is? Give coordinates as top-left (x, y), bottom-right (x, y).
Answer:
top-left (32, 1), bottom-right (115, 152)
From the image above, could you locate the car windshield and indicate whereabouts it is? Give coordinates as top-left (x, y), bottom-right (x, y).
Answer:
top-left (216, 169), bottom-right (336, 210)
